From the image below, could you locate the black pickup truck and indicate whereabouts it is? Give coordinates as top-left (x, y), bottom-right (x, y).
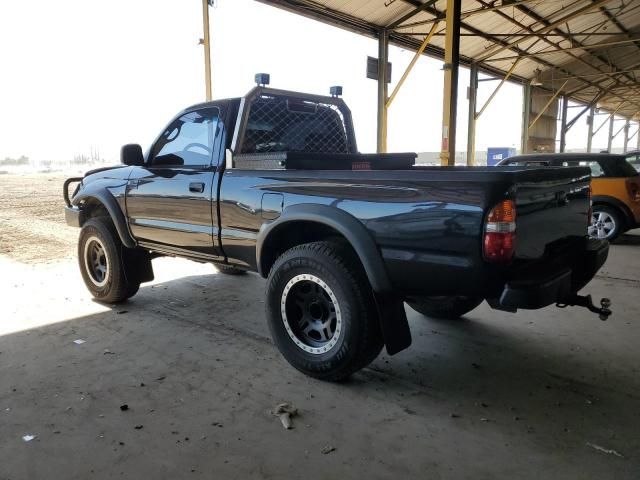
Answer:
top-left (64, 80), bottom-right (611, 381)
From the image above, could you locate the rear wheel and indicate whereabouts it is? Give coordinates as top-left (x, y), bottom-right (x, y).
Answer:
top-left (78, 217), bottom-right (141, 303)
top-left (265, 241), bottom-right (383, 381)
top-left (588, 205), bottom-right (623, 242)
top-left (407, 296), bottom-right (483, 320)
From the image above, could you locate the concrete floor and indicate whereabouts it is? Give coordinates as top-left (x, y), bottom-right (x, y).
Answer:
top-left (1, 234), bottom-right (639, 479)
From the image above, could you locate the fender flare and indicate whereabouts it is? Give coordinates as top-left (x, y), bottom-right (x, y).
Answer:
top-left (256, 203), bottom-right (392, 293)
top-left (72, 187), bottom-right (136, 249)
top-left (592, 195), bottom-right (634, 228)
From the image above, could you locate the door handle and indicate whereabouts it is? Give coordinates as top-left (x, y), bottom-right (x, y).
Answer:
top-left (189, 182), bottom-right (205, 193)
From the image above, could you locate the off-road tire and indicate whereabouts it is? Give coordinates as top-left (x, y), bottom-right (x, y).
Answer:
top-left (78, 217), bottom-right (140, 303)
top-left (408, 296), bottom-right (483, 320)
top-left (265, 241), bottom-right (383, 381)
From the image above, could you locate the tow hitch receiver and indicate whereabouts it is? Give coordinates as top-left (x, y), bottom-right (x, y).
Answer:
top-left (557, 295), bottom-right (612, 321)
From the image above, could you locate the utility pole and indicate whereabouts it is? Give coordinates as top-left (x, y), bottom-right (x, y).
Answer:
top-left (201, 0), bottom-right (213, 101)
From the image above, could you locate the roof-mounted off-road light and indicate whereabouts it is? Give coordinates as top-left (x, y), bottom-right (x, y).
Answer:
top-left (255, 73), bottom-right (270, 87)
top-left (330, 86), bottom-right (343, 97)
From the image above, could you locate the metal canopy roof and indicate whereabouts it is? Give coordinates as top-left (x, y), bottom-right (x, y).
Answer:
top-left (257, 0), bottom-right (640, 121)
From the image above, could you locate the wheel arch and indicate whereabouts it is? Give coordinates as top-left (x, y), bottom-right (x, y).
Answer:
top-left (73, 189), bottom-right (136, 249)
top-left (256, 204), bottom-right (392, 293)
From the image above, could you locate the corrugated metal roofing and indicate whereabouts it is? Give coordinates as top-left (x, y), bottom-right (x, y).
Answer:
top-left (257, 0), bottom-right (640, 120)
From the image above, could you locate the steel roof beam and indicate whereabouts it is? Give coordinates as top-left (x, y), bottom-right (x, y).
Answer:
top-left (400, 0), bottom-right (640, 114)
top-left (471, 0), bottom-right (640, 114)
top-left (257, 0), bottom-right (640, 118)
top-left (387, 0), bottom-right (439, 29)
top-left (513, 2), bottom-right (637, 88)
top-left (476, 0), bottom-right (613, 62)
top-left (402, 32), bottom-right (636, 37)
top-left (484, 37), bottom-right (640, 62)
top-left (595, 1), bottom-right (640, 54)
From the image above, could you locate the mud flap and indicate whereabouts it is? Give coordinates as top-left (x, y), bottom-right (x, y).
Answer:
top-left (122, 248), bottom-right (154, 284)
top-left (374, 292), bottom-right (412, 355)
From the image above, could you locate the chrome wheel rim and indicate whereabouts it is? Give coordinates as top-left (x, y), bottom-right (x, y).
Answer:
top-left (588, 211), bottom-right (616, 240)
top-left (281, 274), bottom-right (342, 355)
top-left (84, 236), bottom-right (109, 287)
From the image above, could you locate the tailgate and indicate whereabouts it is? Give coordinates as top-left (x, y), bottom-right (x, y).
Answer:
top-left (513, 166), bottom-right (591, 259)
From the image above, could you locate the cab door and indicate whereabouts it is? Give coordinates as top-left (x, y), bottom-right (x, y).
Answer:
top-left (125, 106), bottom-right (223, 258)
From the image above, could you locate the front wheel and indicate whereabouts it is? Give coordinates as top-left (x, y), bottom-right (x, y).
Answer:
top-left (78, 217), bottom-right (141, 303)
top-left (407, 296), bottom-right (483, 320)
top-left (265, 241), bottom-right (383, 381)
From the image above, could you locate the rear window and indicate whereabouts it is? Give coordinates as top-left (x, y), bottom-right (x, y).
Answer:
top-left (241, 96), bottom-right (349, 154)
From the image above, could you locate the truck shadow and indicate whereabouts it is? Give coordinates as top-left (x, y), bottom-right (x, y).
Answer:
top-left (3, 269), bottom-right (638, 467)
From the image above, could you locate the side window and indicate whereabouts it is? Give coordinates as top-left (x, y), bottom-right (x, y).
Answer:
top-left (150, 107), bottom-right (219, 167)
top-left (580, 161), bottom-right (604, 177)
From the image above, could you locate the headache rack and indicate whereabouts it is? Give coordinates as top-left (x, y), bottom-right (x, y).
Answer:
top-left (230, 86), bottom-right (416, 170)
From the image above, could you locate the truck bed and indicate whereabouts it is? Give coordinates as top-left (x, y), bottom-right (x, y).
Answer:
top-left (219, 164), bottom-right (591, 296)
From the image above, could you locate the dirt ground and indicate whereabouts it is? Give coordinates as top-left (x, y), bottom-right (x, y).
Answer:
top-left (0, 174), bottom-right (76, 263)
top-left (1, 174), bottom-right (639, 479)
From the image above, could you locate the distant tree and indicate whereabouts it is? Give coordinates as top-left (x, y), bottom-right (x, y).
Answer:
top-left (0, 155), bottom-right (30, 166)
top-left (72, 147), bottom-right (104, 165)
top-left (72, 153), bottom-right (90, 165)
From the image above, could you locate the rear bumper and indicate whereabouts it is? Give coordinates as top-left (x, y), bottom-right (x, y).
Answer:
top-left (65, 206), bottom-right (83, 228)
top-left (495, 238), bottom-right (608, 310)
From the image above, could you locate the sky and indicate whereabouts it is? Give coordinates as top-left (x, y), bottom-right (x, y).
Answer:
top-left (0, 0), bottom-right (634, 163)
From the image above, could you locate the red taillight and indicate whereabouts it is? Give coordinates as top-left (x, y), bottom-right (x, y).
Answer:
top-left (626, 178), bottom-right (640, 202)
top-left (484, 200), bottom-right (516, 262)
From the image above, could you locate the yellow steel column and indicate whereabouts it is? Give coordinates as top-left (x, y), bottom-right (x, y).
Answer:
top-left (377, 29), bottom-right (389, 153)
top-left (440, 0), bottom-right (461, 166)
top-left (466, 63), bottom-right (478, 165)
top-left (521, 83), bottom-right (532, 154)
top-left (201, 0), bottom-right (212, 101)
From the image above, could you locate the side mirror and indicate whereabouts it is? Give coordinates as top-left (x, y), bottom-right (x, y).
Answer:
top-left (121, 144), bottom-right (145, 166)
